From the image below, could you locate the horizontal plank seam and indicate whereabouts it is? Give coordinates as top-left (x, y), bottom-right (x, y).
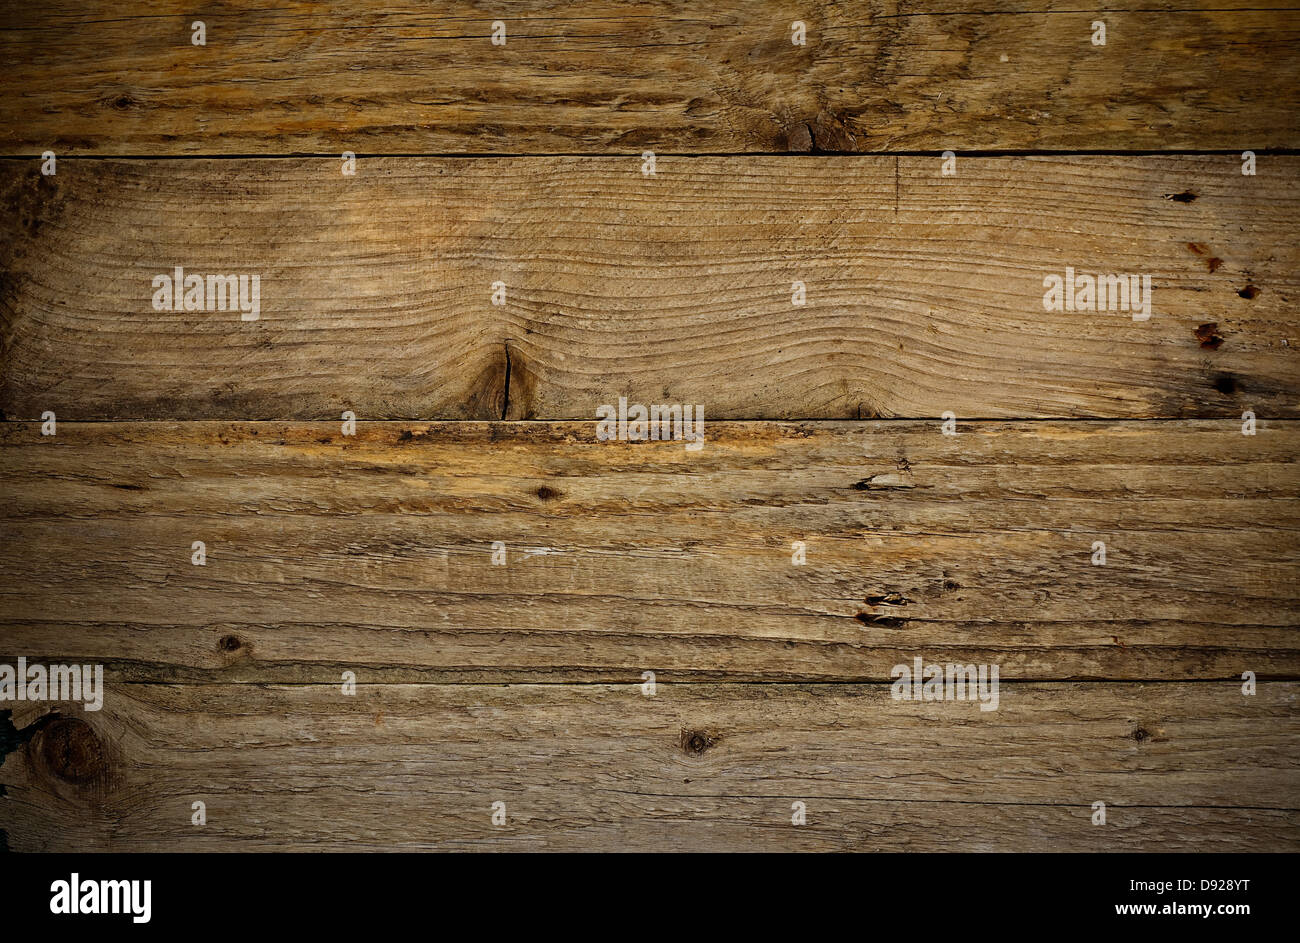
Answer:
top-left (600, 792), bottom-right (1300, 812)
top-left (6, 620), bottom-right (1295, 629)
top-left (1, 148), bottom-right (1299, 160)
top-left (80, 678), bottom-right (1300, 685)
top-left (871, 7), bottom-right (1300, 17)
top-left (5, 6), bottom-right (1297, 23)
top-left (2, 416), bottom-right (1300, 424)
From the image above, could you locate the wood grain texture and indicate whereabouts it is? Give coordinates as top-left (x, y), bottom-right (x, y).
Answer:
top-left (2, 0), bottom-right (1297, 861)
top-left (1, 420), bottom-right (1295, 683)
top-left (2, 156), bottom-right (1295, 421)
top-left (1, 682), bottom-right (1295, 851)
top-left (1, 1), bottom-right (1297, 155)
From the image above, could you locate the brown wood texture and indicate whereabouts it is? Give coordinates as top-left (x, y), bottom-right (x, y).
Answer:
top-left (2, 682), bottom-right (1296, 852)
top-left (1, 2), bottom-right (1298, 155)
top-left (2, 2), bottom-right (1298, 857)
top-left (2, 155), bottom-right (1295, 421)
top-left (0, 420), bottom-right (1295, 683)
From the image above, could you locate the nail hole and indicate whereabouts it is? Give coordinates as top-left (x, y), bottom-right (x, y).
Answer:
top-left (1194, 322), bottom-right (1224, 350)
top-left (1212, 373), bottom-right (1240, 395)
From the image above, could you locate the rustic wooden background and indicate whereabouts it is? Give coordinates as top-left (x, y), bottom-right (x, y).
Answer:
top-left (1, 1), bottom-right (1297, 852)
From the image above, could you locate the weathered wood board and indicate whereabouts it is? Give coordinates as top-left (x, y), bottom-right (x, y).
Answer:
top-left (2, 156), bottom-right (1294, 421)
top-left (1, 420), bottom-right (1295, 682)
top-left (2, 2), bottom-right (1297, 155)
top-left (2, 0), bottom-right (1298, 858)
top-left (1, 682), bottom-right (1295, 852)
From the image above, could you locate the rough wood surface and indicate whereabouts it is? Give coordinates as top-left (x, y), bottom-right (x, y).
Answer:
top-left (2, 2), bottom-right (1298, 856)
top-left (1, 2), bottom-right (1297, 155)
top-left (1, 420), bottom-right (1295, 683)
top-left (2, 156), bottom-right (1295, 421)
top-left (1, 682), bottom-right (1295, 852)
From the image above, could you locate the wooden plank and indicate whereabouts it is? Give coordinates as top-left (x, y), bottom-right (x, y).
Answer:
top-left (2, 156), bottom-right (1296, 421)
top-left (1, 2), bottom-right (1297, 155)
top-left (1, 420), bottom-right (1295, 683)
top-left (1, 682), bottom-right (1295, 851)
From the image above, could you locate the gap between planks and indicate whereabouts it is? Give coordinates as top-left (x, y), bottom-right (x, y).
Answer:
top-left (4, 150), bottom-right (1300, 160)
